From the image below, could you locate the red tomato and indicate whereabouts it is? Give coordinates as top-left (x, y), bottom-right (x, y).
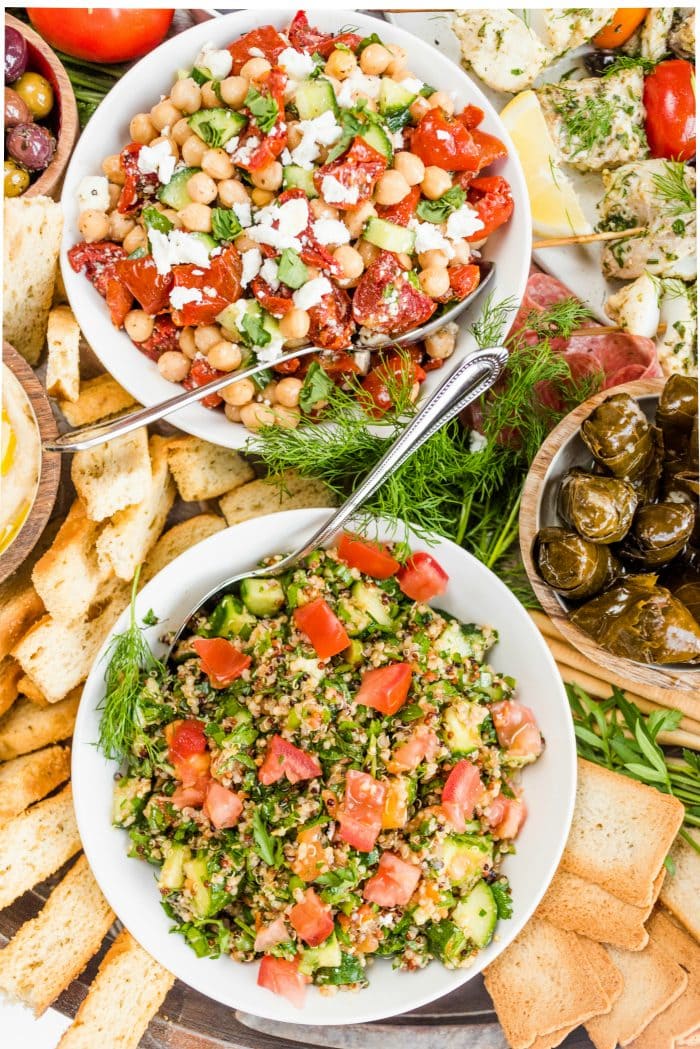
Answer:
top-left (228, 25), bottom-right (287, 73)
top-left (192, 637), bottom-right (251, 688)
top-left (28, 9), bottom-right (173, 63)
top-left (170, 244), bottom-right (243, 327)
top-left (485, 794), bottom-right (527, 840)
top-left (258, 735), bottom-right (322, 786)
top-left (352, 252), bottom-right (436, 337)
top-left (287, 11), bottom-right (362, 57)
top-left (182, 357), bottom-right (225, 409)
top-left (117, 143), bottom-right (159, 215)
top-left (289, 888), bottom-right (335, 947)
top-left (491, 701), bottom-right (543, 759)
top-left (376, 185), bottom-right (421, 227)
top-left (203, 781), bottom-right (243, 830)
top-left (447, 264), bottom-right (481, 302)
top-left (105, 279), bottom-right (133, 328)
top-left (172, 783), bottom-right (208, 809)
top-left (273, 189), bottom-right (342, 276)
top-left (306, 284), bottom-right (355, 351)
top-left (592, 8), bottom-right (649, 49)
top-left (136, 315), bottom-right (180, 362)
top-left (250, 275), bottom-right (293, 317)
top-left (338, 770), bottom-right (387, 852)
top-left (466, 176), bottom-right (514, 241)
top-left (410, 109), bottom-right (480, 172)
top-left (644, 60), bottom-right (696, 161)
top-left (441, 759), bottom-right (482, 831)
top-left (471, 129), bottom-right (508, 173)
top-left (67, 240), bottom-right (126, 298)
top-left (314, 137), bottom-right (388, 209)
top-left (115, 255), bottom-right (172, 315)
top-left (337, 533), bottom-right (400, 579)
top-left (363, 852), bottom-right (421, 907)
top-left (388, 724), bottom-right (439, 772)
top-left (235, 121), bottom-right (289, 173)
top-left (165, 719), bottom-right (207, 761)
top-left (254, 916), bottom-right (289, 952)
top-left (455, 104), bottom-right (485, 130)
top-left (397, 552), bottom-right (449, 603)
top-left (257, 955), bottom-right (308, 1009)
top-left (293, 598), bottom-right (350, 660)
top-left (356, 663), bottom-right (413, 716)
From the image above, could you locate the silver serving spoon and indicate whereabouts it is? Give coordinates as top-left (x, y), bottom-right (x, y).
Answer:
top-left (43, 262), bottom-right (494, 453)
top-left (165, 344), bottom-right (507, 658)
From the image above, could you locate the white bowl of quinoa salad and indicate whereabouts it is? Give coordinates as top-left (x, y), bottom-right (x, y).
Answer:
top-left (73, 509), bottom-right (575, 1024)
top-left (59, 9), bottom-right (530, 450)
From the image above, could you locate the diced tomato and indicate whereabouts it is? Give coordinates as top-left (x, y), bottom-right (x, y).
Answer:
top-left (360, 351), bottom-right (426, 417)
top-left (318, 31), bottom-right (362, 57)
top-left (316, 351), bottom-right (360, 377)
top-left (356, 663), bottom-right (413, 716)
top-left (441, 759), bottom-right (482, 831)
top-left (397, 552), bottom-right (449, 603)
top-left (292, 825), bottom-right (327, 882)
top-left (257, 954), bottom-right (308, 1009)
top-left (171, 783), bottom-right (208, 809)
top-left (287, 11), bottom-right (362, 57)
top-left (490, 701), bottom-right (543, 759)
top-left (67, 240), bottom-right (126, 298)
top-left (254, 916), bottom-right (290, 952)
top-left (182, 357), bottom-right (225, 409)
top-left (307, 283), bottom-right (355, 350)
top-left (376, 185), bottom-right (421, 227)
top-left (115, 255), bottom-right (173, 315)
top-left (166, 720), bottom-right (211, 800)
top-left (117, 142), bottom-right (159, 214)
top-left (170, 244), bottom-right (243, 327)
top-left (466, 176), bottom-right (513, 241)
top-left (314, 136), bottom-right (387, 209)
top-left (203, 781), bottom-right (243, 829)
top-left (410, 109), bottom-right (481, 172)
top-left (105, 278), bottom-right (133, 327)
top-left (337, 533), bottom-right (400, 579)
top-left (388, 724), bottom-right (439, 772)
top-left (272, 188), bottom-right (342, 276)
top-left (235, 120), bottom-right (289, 173)
top-left (258, 735), bottom-right (322, 786)
top-left (136, 314), bottom-right (179, 362)
top-left (289, 888), bottom-right (334, 947)
top-left (455, 104), bottom-right (485, 130)
top-left (293, 598), bottom-right (350, 660)
top-left (363, 852), bottom-right (421, 907)
top-left (165, 718), bottom-right (207, 761)
top-left (228, 25), bottom-right (287, 73)
top-left (250, 275), bottom-right (293, 316)
top-left (485, 794), bottom-right (527, 840)
top-left (447, 263), bottom-right (480, 302)
top-left (191, 637), bottom-right (251, 688)
top-left (337, 769), bottom-right (387, 852)
top-left (352, 252), bottom-right (436, 337)
top-left (471, 129), bottom-right (508, 173)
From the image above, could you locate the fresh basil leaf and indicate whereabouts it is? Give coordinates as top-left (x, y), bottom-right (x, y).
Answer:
top-left (245, 85), bottom-right (279, 134)
top-left (416, 185), bottom-right (466, 223)
top-left (325, 109), bottom-right (363, 163)
top-left (142, 206), bottom-right (174, 235)
top-left (211, 207), bottom-right (242, 242)
top-left (356, 32), bottom-right (384, 55)
top-left (300, 361), bottom-right (334, 412)
top-left (252, 367), bottom-right (274, 392)
top-left (241, 311), bottom-right (271, 348)
top-left (252, 809), bottom-right (283, 867)
top-left (277, 247), bottom-right (308, 290)
top-left (491, 879), bottom-right (513, 920)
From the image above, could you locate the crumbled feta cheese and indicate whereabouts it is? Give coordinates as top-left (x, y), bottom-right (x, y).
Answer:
top-left (390, 130), bottom-right (404, 150)
top-left (232, 137), bottom-right (261, 166)
top-left (400, 76), bottom-right (424, 95)
top-left (278, 46), bottom-right (315, 80)
top-left (240, 248), bottom-right (263, 287)
top-left (469, 429), bottom-right (488, 453)
top-left (312, 218), bottom-right (351, 245)
top-left (291, 111), bottom-right (343, 170)
top-left (336, 69), bottom-right (382, 108)
top-left (446, 204), bottom-right (484, 240)
top-left (280, 148), bottom-right (293, 166)
top-left (194, 41), bottom-right (233, 79)
top-left (224, 135), bottom-right (240, 155)
top-left (260, 258), bottom-right (280, 290)
top-left (256, 328), bottom-right (285, 363)
top-left (321, 174), bottom-right (359, 205)
top-left (248, 197), bottom-right (310, 252)
top-left (436, 129), bottom-right (451, 142)
top-left (413, 221), bottom-right (455, 259)
top-left (248, 46), bottom-right (265, 58)
top-left (149, 229), bottom-right (211, 275)
top-left (77, 175), bottom-right (110, 212)
top-left (293, 276), bottom-right (331, 310)
top-left (136, 140), bottom-right (176, 185)
top-left (232, 202), bottom-right (252, 228)
top-left (169, 286), bottom-right (204, 310)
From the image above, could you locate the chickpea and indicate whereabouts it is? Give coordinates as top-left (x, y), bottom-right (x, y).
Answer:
top-left (428, 90), bottom-right (455, 116)
top-left (251, 188), bottom-right (274, 207)
top-left (235, 233), bottom-right (258, 252)
top-left (274, 405), bottom-right (301, 429)
top-left (157, 350), bottom-right (191, 382)
top-left (241, 401), bottom-right (275, 431)
top-left (171, 77), bottom-right (202, 114)
top-left (108, 211), bottom-right (135, 242)
top-left (396, 252), bottom-right (414, 270)
top-left (261, 380), bottom-right (277, 403)
top-left (360, 43), bottom-right (392, 76)
top-left (394, 151), bottom-right (425, 187)
top-left (240, 57), bottom-right (271, 80)
top-left (124, 310), bottom-right (155, 343)
top-left (425, 325), bottom-right (457, 361)
top-left (171, 117), bottom-right (193, 146)
top-left (274, 377), bottom-right (303, 408)
top-left (194, 324), bottom-right (222, 353)
top-left (187, 171), bottom-right (218, 205)
top-left (358, 240), bottom-right (380, 267)
top-left (202, 147), bottom-right (234, 181)
top-left (333, 245), bottom-right (364, 283)
top-left (108, 183), bottom-right (121, 209)
top-left (451, 239), bottom-right (472, 264)
top-left (385, 43), bottom-right (407, 77)
top-left (178, 202), bottom-right (212, 233)
top-left (421, 165), bottom-right (452, 200)
top-left (218, 178), bottom-right (250, 207)
top-left (224, 403), bottom-right (243, 423)
top-left (345, 200), bottom-right (376, 239)
top-left (130, 112), bottom-right (156, 144)
top-left (181, 134), bottom-right (208, 166)
top-left (207, 340), bottom-right (242, 372)
top-left (149, 135), bottom-right (178, 159)
top-left (251, 161), bottom-right (283, 192)
top-left (222, 377), bottom-right (255, 406)
top-left (201, 82), bottom-right (220, 109)
top-left (324, 48), bottom-right (357, 80)
top-left (123, 225), bottom-right (148, 254)
top-left (150, 99), bottom-right (181, 131)
top-left (279, 309), bottom-right (311, 341)
top-left (102, 154), bottom-right (125, 185)
top-left (409, 96), bottom-right (431, 122)
top-left (78, 209), bottom-right (109, 243)
top-left (159, 207), bottom-right (182, 229)
top-left (219, 75), bottom-right (249, 109)
top-left (310, 199), bottom-right (339, 221)
top-left (419, 265), bottom-right (450, 299)
top-left (418, 249), bottom-right (450, 269)
top-left (179, 327), bottom-right (197, 358)
top-left (287, 121), bottom-right (303, 150)
top-left (375, 169), bottom-right (410, 206)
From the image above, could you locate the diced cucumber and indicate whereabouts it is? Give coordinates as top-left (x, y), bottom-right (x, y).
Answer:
top-left (209, 594), bottom-right (257, 640)
top-left (336, 596), bottom-right (371, 636)
top-left (299, 932), bottom-right (341, 975)
top-left (188, 107), bottom-right (247, 148)
top-left (295, 78), bottom-right (339, 121)
top-left (359, 122), bottom-right (393, 162)
top-left (216, 299), bottom-right (281, 349)
top-left (240, 578), bottom-right (286, 617)
top-left (364, 216), bottom-right (416, 255)
top-left (190, 231), bottom-right (218, 253)
top-left (159, 843), bottom-right (191, 891)
top-left (184, 855), bottom-right (212, 918)
top-left (112, 777), bottom-right (148, 827)
top-left (452, 880), bottom-right (497, 948)
top-left (283, 164), bottom-right (319, 198)
top-left (351, 581), bottom-right (394, 628)
top-left (441, 834), bottom-right (493, 889)
top-left (442, 701), bottom-right (487, 755)
top-left (158, 166), bottom-right (200, 211)
top-left (379, 78), bottom-right (417, 117)
top-left (344, 639), bottom-right (364, 667)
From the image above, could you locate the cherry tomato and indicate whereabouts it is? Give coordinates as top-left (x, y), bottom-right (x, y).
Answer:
top-left (289, 888), bottom-right (334, 947)
top-left (356, 663), bottom-right (413, 716)
top-left (257, 955), bottom-right (308, 1009)
top-left (363, 852), bottom-right (421, 907)
top-left (410, 109), bottom-right (480, 172)
top-left (592, 8), bottom-right (649, 49)
top-left (170, 244), bottom-right (243, 327)
top-left (182, 357), bottom-right (225, 409)
top-left (228, 25), bottom-right (287, 74)
top-left (466, 176), bottom-right (514, 240)
top-left (388, 724), bottom-right (439, 772)
top-left (191, 637), bottom-right (251, 688)
top-left (470, 129), bottom-right (508, 173)
top-left (203, 781), bottom-right (243, 830)
top-left (337, 533), bottom-right (400, 579)
top-left (250, 275), bottom-right (293, 317)
top-left (258, 735), bottom-right (322, 786)
top-left (67, 240), bottom-right (126, 298)
top-left (397, 552), bottom-right (448, 602)
top-left (165, 718), bottom-right (207, 762)
top-left (352, 252), bottom-right (436, 337)
top-left (28, 8), bottom-right (174, 63)
top-left (441, 759), bottom-right (482, 831)
top-left (447, 263), bottom-right (481, 302)
top-left (337, 770), bottom-right (387, 852)
top-left (490, 701), bottom-right (543, 759)
top-left (376, 185), bottom-right (421, 227)
top-left (313, 136), bottom-right (388, 209)
top-left (644, 59), bottom-right (696, 161)
top-left (293, 597), bottom-right (350, 660)
top-left (116, 255), bottom-right (172, 315)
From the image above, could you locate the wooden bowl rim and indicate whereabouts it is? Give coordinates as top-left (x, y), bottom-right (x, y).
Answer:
top-left (520, 377), bottom-right (700, 696)
top-left (0, 342), bottom-right (60, 583)
top-left (5, 12), bottom-right (79, 199)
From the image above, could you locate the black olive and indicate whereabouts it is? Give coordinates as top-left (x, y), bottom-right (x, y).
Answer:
top-left (583, 50), bottom-right (619, 77)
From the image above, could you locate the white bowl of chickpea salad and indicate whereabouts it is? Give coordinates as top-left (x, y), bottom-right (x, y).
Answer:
top-left (59, 9), bottom-right (530, 449)
top-left (72, 508), bottom-right (575, 1024)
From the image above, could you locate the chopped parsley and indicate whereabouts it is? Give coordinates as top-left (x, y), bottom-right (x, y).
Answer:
top-left (245, 86), bottom-right (279, 134)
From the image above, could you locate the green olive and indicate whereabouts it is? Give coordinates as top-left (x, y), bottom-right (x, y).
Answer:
top-left (4, 159), bottom-right (30, 197)
top-left (14, 72), bottom-right (53, 119)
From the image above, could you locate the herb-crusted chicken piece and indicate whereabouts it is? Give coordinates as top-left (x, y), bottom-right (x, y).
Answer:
top-left (452, 9), bottom-right (553, 94)
top-left (640, 7), bottom-right (676, 61)
top-left (542, 9), bottom-right (616, 55)
top-left (538, 68), bottom-right (648, 172)
top-left (669, 12), bottom-right (695, 60)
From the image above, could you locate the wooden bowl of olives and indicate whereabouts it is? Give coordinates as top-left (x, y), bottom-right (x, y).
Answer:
top-left (520, 376), bottom-right (700, 698)
top-left (5, 13), bottom-right (78, 199)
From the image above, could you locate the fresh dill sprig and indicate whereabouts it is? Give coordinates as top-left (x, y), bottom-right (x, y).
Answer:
top-left (515, 296), bottom-right (594, 342)
top-left (552, 87), bottom-right (617, 157)
top-left (469, 292), bottom-right (519, 348)
top-left (98, 568), bottom-right (162, 762)
top-left (652, 160), bottom-right (696, 216)
top-left (601, 55), bottom-right (655, 79)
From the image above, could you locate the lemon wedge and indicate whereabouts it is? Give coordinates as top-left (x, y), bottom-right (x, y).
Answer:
top-left (500, 90), bottom-right (592, 239)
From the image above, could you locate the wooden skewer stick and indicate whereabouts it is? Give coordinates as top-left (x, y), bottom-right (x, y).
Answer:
top-left (533, 226), bottom-right (647, 249)
top-left (568, 323), bottom-right (667, 338)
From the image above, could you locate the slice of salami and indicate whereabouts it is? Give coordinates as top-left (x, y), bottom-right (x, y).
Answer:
top-left (565, 332), bottom-right (663, 389)
top-left (352, 252), bottom-right (436, 336)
